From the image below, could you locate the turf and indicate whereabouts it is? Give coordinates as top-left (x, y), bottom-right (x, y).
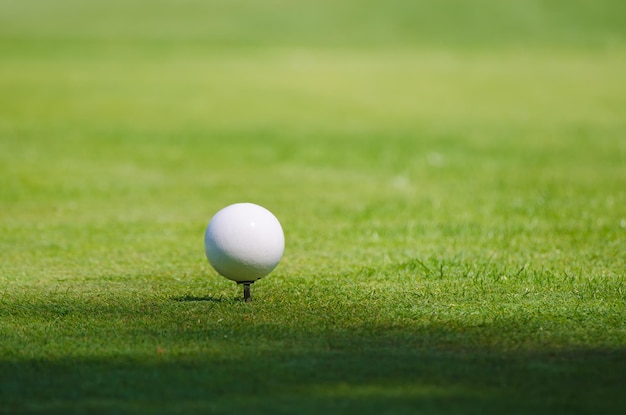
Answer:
top-left (1, 1), bottom-right (625, 414)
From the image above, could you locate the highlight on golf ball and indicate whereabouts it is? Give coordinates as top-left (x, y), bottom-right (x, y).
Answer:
top-left (204, 203), bottom-right (284, 283)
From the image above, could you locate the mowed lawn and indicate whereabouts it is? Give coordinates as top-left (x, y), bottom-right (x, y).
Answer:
top-left (1, 1), bottom-right (625, 414)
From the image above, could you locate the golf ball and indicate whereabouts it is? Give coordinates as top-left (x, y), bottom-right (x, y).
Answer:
top-left (204, 203), bottom-right (284, 282)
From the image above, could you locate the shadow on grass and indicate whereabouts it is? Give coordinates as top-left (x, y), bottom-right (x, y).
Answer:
top-left (170, 294), bottom-right (227, 303)
top-left (1, 293), bottom-right (625, 414)
top-left (1, 347), bottom-right (625, 414)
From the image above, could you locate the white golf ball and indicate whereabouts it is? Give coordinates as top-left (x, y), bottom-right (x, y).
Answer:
top-left (204, 203), bottom-right (284, 282)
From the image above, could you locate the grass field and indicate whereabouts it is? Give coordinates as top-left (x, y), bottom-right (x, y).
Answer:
top-left (1, 0), bottom-right (625, 413)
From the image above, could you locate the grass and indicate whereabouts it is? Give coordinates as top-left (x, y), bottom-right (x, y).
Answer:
top-left (1, 0), bottom-right (625, 413)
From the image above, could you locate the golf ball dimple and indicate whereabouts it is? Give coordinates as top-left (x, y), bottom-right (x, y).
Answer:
top-left (204, 203), bottom-right (284, 282)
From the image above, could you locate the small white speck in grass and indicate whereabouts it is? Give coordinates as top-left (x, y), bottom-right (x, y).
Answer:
top-left (391, 175), bottom-right (411, 190)
top-left (427, 152), bottom-right (444, 167)
top-left (620, 219), bottom-right (626, 229)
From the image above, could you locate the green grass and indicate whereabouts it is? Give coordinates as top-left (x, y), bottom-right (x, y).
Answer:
top-left (1, 1), bottom-right (626, 413)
